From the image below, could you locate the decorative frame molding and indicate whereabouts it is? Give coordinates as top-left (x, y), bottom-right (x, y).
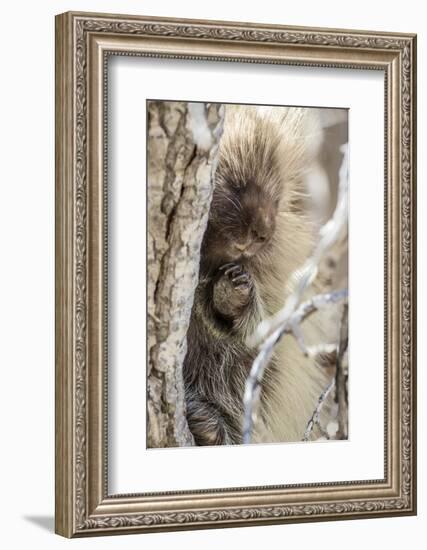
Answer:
top-left (55, 11), bottom-right (417, 537)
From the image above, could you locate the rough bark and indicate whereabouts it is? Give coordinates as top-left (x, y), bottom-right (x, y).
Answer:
top-left (147, 101), bottom-right (224, 448)
top-left (335, 302), bottom-right (349, 439)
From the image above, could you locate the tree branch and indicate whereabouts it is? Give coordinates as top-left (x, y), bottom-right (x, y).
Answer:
top-left (242, 290), bottom-right (347, 444)
top-left (335, 303), bottom-right (349, 439)
top-left (147, 101), bottom-right (224, 448)
top-left (303, 379), bottom-right (336, 441)
top-left (243, 143), bottom-right (349, 445)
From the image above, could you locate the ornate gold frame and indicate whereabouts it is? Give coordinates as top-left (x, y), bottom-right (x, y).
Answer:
top-left (55, 11), bottom-right (417, 537)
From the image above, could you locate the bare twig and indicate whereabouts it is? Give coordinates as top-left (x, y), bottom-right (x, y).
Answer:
top-left (303, 378), bottom-right (336, 441)
top-left (242, 143), bottom-right (349, 445)
top-left (288, 289), bottom-right (348, 355)
top-left (305, 343), bottom-right (338, 361)
top-left (242, 289), bottom-right (347, 444)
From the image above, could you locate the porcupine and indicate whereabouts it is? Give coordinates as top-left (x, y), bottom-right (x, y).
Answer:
top-left (183, 104), bottom-right (328, 445)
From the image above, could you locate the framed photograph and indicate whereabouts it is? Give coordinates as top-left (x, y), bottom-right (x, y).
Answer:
top-left (55, 11), bottom-right (417, 537)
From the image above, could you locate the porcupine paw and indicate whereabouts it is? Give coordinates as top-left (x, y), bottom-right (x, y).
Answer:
top-left (212, 263), bottom-right (253, 319)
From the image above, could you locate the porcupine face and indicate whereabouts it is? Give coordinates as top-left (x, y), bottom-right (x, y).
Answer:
top-left (199, 106), bottom-right (289, 271)
top-left (204, 180), bottom-right (278, 267)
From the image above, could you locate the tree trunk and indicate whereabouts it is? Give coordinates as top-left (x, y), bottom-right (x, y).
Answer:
top-left (147, 101), bottom-right (224, 448)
